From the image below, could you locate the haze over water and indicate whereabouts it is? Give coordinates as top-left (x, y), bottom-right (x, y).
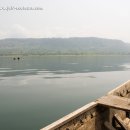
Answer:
top-left (0, 55), bottom-right (130, 130)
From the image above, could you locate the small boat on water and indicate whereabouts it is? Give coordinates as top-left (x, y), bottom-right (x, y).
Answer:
top-left (13, 57), bottom-right (20, 60)
top-left (40, 80), bottom-right (130, 130)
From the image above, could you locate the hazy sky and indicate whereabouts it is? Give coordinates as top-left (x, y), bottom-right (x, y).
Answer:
top-left (0, 0), bottom-right (130, 42)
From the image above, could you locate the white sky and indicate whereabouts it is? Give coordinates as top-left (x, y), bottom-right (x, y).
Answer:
top-left (0, 0), bottom-right (130, 42)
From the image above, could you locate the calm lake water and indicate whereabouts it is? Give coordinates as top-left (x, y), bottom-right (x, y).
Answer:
top-left (0, 55), bottom-right (130, 130)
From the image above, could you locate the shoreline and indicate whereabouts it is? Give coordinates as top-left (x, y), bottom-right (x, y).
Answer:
top-left (0, 54), bottom-right (130, 57)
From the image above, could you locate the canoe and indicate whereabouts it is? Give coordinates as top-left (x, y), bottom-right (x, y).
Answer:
top-left (40, 80), bottom-right (130, 130)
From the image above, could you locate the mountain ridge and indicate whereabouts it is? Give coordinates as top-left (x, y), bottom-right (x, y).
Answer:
top-left (0, 37), bottom-right (130, 55)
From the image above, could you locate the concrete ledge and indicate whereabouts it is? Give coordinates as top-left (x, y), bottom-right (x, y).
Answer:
top-left (40, 102), bottom-right (97, 130)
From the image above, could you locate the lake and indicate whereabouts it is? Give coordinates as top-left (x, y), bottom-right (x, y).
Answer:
top-left (0, 55), bottom-right (130, 130)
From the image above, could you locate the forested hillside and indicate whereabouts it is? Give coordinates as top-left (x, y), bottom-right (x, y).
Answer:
top-left (0, 37), bottom-right (130, 55)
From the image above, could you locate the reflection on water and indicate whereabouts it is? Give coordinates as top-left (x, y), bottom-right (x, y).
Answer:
top-left (0, 55), bottom-right (130, 130)
top-left (121, 64), bottom-right (130, 70)
top-left (0, 55), bottom-right (130, 77)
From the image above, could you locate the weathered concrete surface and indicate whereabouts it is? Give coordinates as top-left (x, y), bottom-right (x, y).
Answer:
top-left (40, 80), bottom-right (130, 130)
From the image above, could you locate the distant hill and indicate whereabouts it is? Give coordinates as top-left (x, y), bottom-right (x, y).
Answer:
top-left (0, 37), bottom-right (130, 55)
